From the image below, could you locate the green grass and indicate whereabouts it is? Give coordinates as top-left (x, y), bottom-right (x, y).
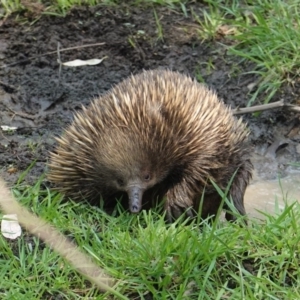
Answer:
top-left (196, 0), bottom-right (300, 105)
top-left (0, 0), bottom-right (187, 18)
top-left (153, 9), bottom-right (164, 41)
top-left (1, 0), bottom-right (22, 16)
top-left (1, 179), bottom-right (300, 299)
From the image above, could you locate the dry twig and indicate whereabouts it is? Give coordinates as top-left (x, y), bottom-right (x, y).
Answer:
top-left (233, 99), bottom-right (300, 115)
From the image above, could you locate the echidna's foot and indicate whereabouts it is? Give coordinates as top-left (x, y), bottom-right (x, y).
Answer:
top-left (165, 203), bottom-right (194, 223)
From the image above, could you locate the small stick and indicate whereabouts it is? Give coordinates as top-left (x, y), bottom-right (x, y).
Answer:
top-left (0, 80), bottom-right (17, 91)
top-left (1, 42), bottom-right (106, 68)
top-left (3, 103), bottom-right (36, 120)
top-left (233, 99), bottom-right (300, 115)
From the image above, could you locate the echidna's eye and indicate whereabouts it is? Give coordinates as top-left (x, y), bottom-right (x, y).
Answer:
top-left (117, 178), bottom-right (124, 186)
top-left (144, 174), bottom-right (151, 181)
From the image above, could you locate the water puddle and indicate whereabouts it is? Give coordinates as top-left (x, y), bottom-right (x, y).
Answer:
top-left (245, 172), bottom-right (300, 219)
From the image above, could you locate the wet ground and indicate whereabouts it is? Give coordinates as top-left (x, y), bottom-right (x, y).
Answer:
top-left (0, 3), bottom-right (300, 217)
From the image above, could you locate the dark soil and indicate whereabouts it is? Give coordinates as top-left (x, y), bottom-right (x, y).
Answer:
top-left (0, 3), bottom-right (300, 186)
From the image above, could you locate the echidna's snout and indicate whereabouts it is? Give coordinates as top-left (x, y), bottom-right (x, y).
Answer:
top-left (127, 185), bottom-right (144, 213)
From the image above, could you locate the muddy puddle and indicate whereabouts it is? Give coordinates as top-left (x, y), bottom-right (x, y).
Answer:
top-left (245, 172), bottom-right (300, 219)
top-left (245, 149), bottom-right (300, 219)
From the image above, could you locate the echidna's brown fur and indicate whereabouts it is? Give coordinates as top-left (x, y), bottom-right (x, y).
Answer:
top-left (48, 69), bottom-right (252, 222)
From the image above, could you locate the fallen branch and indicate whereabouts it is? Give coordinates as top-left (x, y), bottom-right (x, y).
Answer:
top-left (233, 99), bottom-right (300, 115)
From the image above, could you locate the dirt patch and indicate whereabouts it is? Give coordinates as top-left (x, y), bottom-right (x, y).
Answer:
top-left (0, 4), bottom-right (300, 186)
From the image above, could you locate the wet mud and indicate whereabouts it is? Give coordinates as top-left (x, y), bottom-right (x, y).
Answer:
top-left (0, 4), bottom-right (299, 215)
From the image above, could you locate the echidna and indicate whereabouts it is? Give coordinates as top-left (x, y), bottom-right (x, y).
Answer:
top-left (48, 69), bottom-right (252, 222)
